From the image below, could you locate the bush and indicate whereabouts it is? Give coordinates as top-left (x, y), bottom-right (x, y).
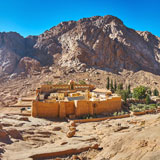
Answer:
top-left (144, 105), bottom-right (150, 110)
top-left (153, 89), bottom-right (159, 96)
top-left (133, 108), bottom-right (140, 112)
top-left (148, 104), bottom-right (157, 110)
top-left (45, 81), bottom-right (53, 85)
top-left (145, 95), bottom-right (151, 104)
top-left (137, 104), bottom-right (144, 109)
top-left (79, 80), bottom-right (86, 85)
top-left (133, 86), bottom-right (147, 100)
top-left (113, 112), bottom-right (117, 116)
top-left (116, 90), bottom-right (129, 102)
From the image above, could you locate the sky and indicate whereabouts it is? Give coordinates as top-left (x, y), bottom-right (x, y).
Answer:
top-left (0, 0), bottom-right (160, 37)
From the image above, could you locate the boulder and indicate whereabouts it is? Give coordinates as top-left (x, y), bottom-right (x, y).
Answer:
top-left (69, 126), bottom-right (76, 132)
top-left (18, 116), bottom-right (29, 121)
top-left (16, 57), bottom-right (41, 74)
top-left (7, 129), bottom-right (23, 140)
top-left (69, 121), bottom-right (76, 127)
top-left (53, 126), bottom-right (62, 131)
top-left (67, 131), bottom-right (75, 138)
top-left (0, 124), bottom-right (2, 129)
top-left (0, 129), bottom-right (12, 143)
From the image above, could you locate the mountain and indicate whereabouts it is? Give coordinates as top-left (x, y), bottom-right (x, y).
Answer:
top-left (0, 15), bottom-right (160, 75)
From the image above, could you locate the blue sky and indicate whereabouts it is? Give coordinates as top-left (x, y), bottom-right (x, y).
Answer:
top-left (0, 0), bottom-right (159, 37)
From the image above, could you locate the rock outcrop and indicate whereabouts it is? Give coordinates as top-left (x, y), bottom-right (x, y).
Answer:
top-left (0, 15), bottom-right (160, 75)
top-left (35, 15), bottom-right (160, 74)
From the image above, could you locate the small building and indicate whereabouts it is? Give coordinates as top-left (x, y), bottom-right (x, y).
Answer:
top-left (93, 88), bottom-right (112, 97)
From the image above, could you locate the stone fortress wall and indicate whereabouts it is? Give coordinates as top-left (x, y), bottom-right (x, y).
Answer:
top-left (32, 97), bottom-right (121, 118)
top-left (32, 81), bottom-right (121, 118)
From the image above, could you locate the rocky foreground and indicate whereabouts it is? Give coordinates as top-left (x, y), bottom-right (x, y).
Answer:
top-left (0, 112), bottom-right (160, 160)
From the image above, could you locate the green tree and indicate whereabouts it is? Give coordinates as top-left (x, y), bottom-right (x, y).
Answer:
top-left (106, 77), bottom-right (110, 90)
top-left (145, 94), bottom-right (151, 104)
top-left (127, 84), bottom-right (131, 94)
top-left (147, 89), bottom-right (152, 95)
top-left (118, 83), bottom-right (123, 90)
top-left (153, 88), bottom-right (159, 96)
top-left (133, 86), bottom-right (147, 100)
top-left (111, 79), bottom-right (114, 92)
top-left (116, 89), bottom-right (128, 103)
top-left (114, 80), bottom-right (117, 91)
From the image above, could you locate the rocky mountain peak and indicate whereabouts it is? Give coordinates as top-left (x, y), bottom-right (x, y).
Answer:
top-left (0, 15), bottom-right (160, 76)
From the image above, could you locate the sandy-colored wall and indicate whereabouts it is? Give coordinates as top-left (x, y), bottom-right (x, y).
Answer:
top-left (75, 101), bottom-right (93, 117)
top-left (94, 97), bottom-right (121, 114)
top-left (32, 97), bottom-right (121, 118)
top-left (75, 97), bottom-right (121, 117)
top-left (32, 101), bottom-right (59, 118)
top-left (59, 101), bottom-right (75, 118)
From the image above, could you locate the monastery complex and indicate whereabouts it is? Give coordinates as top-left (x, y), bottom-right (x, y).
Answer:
top-left (32, 81), bottom-right (122, 118)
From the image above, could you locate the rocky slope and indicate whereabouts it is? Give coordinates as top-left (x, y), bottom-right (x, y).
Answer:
top-left (0, 110), bottom-right (160, 160)
top-left (0, 15), bottom-right (160, 75)
top-left (35, 15), bottom-right (160, 74)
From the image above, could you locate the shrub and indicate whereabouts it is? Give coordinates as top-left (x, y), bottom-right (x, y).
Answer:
top-left (113, 112), bottom-right (117, 116)
top-left (137, 104), bottom-right (144, 109)
top-left (116, 90), bottom-right (129, 102)
top-left (149, 104), bottom-right (157, 110)
top-left (153, 89), bottom-right (159, 96)
top-left (144, 105), bottom-right (150, 110)
top-left (145, 95), bottom-right (151, 104)
top-left (45, 81), bottom-right (53, 85)
top-left (79, 80), bottom-right (86, 85)
top-left (133, 86), bottom-right (147, 100)
top-left (133, 108), bottom-right (140, 112)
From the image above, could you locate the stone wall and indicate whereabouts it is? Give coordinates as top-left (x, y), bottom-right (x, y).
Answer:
top-left (32, 101), bottom-right (59, 118)
top-left (32, 97), bottom-right (121, 118)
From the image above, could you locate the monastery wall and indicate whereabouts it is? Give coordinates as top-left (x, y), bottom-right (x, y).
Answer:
top-left (32, 97), bottom-right (121, 118)
top-left (32, 101), bottom-right (59, 118)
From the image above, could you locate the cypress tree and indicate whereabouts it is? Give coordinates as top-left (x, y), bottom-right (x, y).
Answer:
top-left (145, 94), bottom-right (151, 104)
top-left (106, 77), bottom-right (110, 90)
top-left (153, 88), bottom-right (159, 96)
top-left (118, 83), bottom-right (123, 90)
top-left (114, 80), bottom-right (117, 91)
top-left (128, 84), bottom-right (131, 94)
top-left (111, 79), bottom-right (114, 91)
top-left (124, 91), bottom-right (127, 103)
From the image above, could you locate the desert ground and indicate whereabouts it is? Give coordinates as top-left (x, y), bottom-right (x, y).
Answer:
top-left (0, 110), bottom-right (160, 160)
top-left (0, 67), bottom-right (160, 160)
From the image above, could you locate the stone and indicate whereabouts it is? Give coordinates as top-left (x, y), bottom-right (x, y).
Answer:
top-left (91, 143), bottom-right (99, 149)
top-left (69, 126), bottom-right (76, 132)
top-left (69, 121), bottom-right (76, 127)
top-left (7, 129), bottom-right (23, 140)
top-left (113, 126), bottom-right (129, 132)
top-left (16, 57), bottom-right (41, 74)
top-left (67, 131), bottom-right (75, 138)
top-left (0, 129), bottom-right (11, 144)
top-left (61, 142), bottom-right (68, 145)
top-left (0, 124), bottom-right (3, 129)
top-left (9, 73), bottom-right (18, 79)
top-left (18, 117), bottom-right (29, 121)
top-left (71, 155), bottom-right (79, 160)
top-left (53, 126), bottom-right (62, 131)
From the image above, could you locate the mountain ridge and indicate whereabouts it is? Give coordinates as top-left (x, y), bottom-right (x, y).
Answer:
top-left (0, 15), bottom-right (160, 75)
